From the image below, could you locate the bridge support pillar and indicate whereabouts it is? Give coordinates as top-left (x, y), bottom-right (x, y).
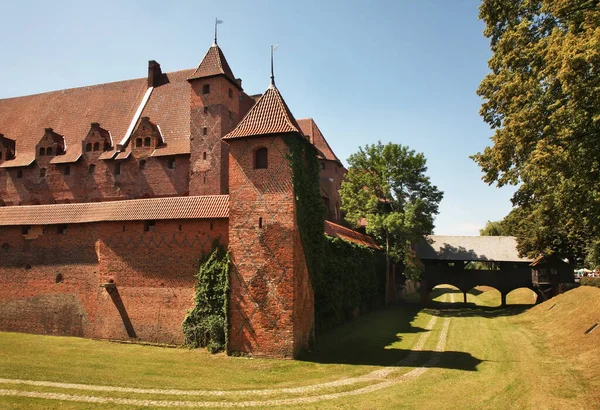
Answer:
top-left (463, 292), bottom-right (467, 304)
top-left (500, 292), bottom-right (507, 307)
top-left (420, 280), bottom-right (429, 306)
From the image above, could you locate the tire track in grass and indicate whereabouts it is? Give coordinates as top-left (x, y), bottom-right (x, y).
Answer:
top-left (0, 317), bottom-right (452, 407)
top-left (0, 313), bottom-right (452, 407)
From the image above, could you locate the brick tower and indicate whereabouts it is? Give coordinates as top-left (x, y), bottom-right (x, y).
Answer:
top-left (224, 80), bottom-right (315, 358)
top-left (187, 42), bottom-right (242, 195)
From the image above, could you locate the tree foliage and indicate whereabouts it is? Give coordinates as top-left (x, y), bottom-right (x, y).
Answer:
top-left (340, 142), bottom-right (443, 283)
top-left (474, 0), bottom-right (600, 263)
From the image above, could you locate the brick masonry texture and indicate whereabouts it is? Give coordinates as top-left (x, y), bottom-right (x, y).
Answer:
top-left (0, 219), bottom-right (228, 343)
top-left (227, 135), bottom-right (314, 358)
top-left (0, 42), bottom-right (359, 358)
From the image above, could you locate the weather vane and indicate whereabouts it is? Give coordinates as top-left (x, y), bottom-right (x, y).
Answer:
top-left (214, 18), bottom-right (223, 45)
top-left (270, 44), bottom-right (278, 88)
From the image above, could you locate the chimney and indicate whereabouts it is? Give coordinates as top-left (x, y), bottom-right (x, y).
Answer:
top-left (148, 60), bottom-right (162, 88)
top-left (236, 78), bottom-right (242, 88)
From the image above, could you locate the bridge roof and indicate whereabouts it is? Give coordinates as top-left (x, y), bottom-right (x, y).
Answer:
top-left (415, 235), bottom-right (534, 263)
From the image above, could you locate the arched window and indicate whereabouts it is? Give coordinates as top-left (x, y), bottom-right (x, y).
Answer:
top-left (39, 147), bottom-right (45, 156)
top-left (88, 164), bottom-right (95, 175)
top-left (136, 138), bottom-right (142, 147)
top-left (255, 147), bottom-right (268, 169)
top-left (85, 143), bottom-right (92, 152)
top-left (46, 147), bottom-right (53, 156)
top-left (144, 137), bottom-right (151, 147)
top-left (93, 142), bottom-right (100, 151)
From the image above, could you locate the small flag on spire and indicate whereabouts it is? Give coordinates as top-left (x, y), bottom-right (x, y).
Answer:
top-left (214, 18), bottom-right (224, 45)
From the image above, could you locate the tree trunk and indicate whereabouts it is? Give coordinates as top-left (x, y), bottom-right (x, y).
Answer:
top-left (385, 231), bottom-right (390, 305)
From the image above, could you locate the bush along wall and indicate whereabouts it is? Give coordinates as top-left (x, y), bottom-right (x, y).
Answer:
top-left (285, 136), bottom-right (386, 334)
top-left (181, 242), bottom-right (230, 353)
top-left (581, 277), bottom-right (600, 288)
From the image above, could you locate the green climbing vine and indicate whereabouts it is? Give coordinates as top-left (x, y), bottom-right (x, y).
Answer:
top-left (285, 136), bottom-right (326, 290)
top-left (285, 136), bottom-right (386, 334)
top-left (181, 242), bottom-right (230, 353)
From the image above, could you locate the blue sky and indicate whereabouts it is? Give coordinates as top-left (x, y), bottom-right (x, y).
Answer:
top-left (0, 0), bottom-right (515, 235)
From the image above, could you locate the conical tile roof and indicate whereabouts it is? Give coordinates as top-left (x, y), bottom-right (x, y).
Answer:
top-left (188, 44), bottom-right (237, 85)
top-left (223, 86), bottom-right (302, 140)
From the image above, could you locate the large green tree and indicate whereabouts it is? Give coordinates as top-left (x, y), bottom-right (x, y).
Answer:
top-left (340, 142), bottom-right (443, 299)
top-left (473, 0), bottom-right (600, 263)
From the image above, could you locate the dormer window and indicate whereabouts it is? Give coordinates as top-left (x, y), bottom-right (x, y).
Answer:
top-left (85, 143), bottom-right (92, 152)
top-left (39, 147), bottom-right (45, 156)
top-left (144, 137), bottom-right (151, 147)
top-left (202, 84), bottom-right (210, 94)
top-left (46, 147), bottom-right (53, 156)
top-left (136, 138), bottom-right (142, 147)
top-left (93, 142), bottom-right (99, 151)
top-left (255, 147), bottom-right (268, 169)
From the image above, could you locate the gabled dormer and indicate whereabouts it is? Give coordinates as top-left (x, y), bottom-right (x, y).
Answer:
top-left (82, 123), bottom-right (113, 155)
top-left (131, 117), bottom-right (163, 157)
top-left (0, 134), bottom-right (16, 164)
top-left (36, 128), bottom-right (65, 159)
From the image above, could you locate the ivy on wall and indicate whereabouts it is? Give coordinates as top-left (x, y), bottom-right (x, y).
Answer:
top-left (285, 136), bottom-right (386, 334)
top-left (181, 242), bottom-right (230, 353)
top-left (317, 237), bottom-right (386, 332)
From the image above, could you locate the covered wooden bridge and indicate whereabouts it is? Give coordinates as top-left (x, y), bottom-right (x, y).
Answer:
top-left (415, 236), bottom-right (539, 306)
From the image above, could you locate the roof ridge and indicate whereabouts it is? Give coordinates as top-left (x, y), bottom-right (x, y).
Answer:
top-left (0, 68), bottom-right (196, 101)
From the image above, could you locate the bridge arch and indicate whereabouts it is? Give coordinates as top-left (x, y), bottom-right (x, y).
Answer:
top-left (506, 287), bottom-right (538, 305)
top-left (430, 284), bottom-right (462, 304)
top-left (465, 286), bottom-right (502, 307)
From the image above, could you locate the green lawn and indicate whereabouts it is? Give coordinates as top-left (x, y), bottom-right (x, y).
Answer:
top-left (1, 287), bottom-right (598, 409)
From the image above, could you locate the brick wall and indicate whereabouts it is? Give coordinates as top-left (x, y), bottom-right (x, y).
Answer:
top-left (189, 76), bottom-right (242, 196)
top-left (319, 159), bottom-right (346, 223)
top-left (0, 218), bottom-right (228, 344)
top-left (227, 134), bottom-right (314, 358)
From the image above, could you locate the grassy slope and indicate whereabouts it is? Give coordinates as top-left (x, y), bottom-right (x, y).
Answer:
top-left (1, 287), bottom-right (599, 409)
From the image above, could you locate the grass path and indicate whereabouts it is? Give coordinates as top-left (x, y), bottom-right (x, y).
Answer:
top-left (1, 288), bottom-right (598, 409)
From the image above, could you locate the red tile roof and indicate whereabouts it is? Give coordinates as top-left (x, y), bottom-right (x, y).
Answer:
top-left (151, 139), bottom-right (191, 157)
top-left (0, 195), bottom-right (229, 226)
top-left (49, 150), bottom-right (81, 164)
top-left (297, 118), bottom-right (341, 163)
top-left (223, 86), bottom-right (302, 140)
top-left (0, 69), bottom-right (195, 166)
top-left (324, 220), bottom-right (381, 250)
top-left (187, 45), bottom-right (237, 86)
top-left (0, 152), bottom-right (35, 168)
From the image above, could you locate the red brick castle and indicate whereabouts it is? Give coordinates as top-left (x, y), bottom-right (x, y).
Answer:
top-left (0, 39), bottom-right (369, 357)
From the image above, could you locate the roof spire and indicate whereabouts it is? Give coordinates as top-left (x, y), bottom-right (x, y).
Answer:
top-left (270, 44), bottom-right (278, 89)
top-left (213, 18), bottom-right (223, 46)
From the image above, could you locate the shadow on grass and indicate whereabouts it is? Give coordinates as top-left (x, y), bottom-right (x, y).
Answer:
top-left (427, 305), bottom-right (531, 318)
top-left (300, 305), bottom-right (483, 371)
